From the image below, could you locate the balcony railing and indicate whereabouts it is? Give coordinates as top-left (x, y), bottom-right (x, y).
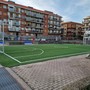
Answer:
top-left (26, 12), bottom-right (30, 16)
top-left (16, 27), bottom-right (20, 31)
top-left (48, 30), bottom-right (61, 34)
top-left (26, 17), bottom-right (32, 21)
top-left (36, 15), bottom-right (44, 18)
top-left (8, 27), bottom-right (16, 31)
top-left (8, 7), bottom-right (15, 12)
top-left (12, 22), bottom-right (20, 26)
top-left (15, 23), bottom-right (20, 26)
top-left (31, 30), bottom-right (43, 33)
top-left (84, 21), bottom-right (89, 23)
top-left (8, 16), bottom-right (15, 19)
top-left (15, 16), bottom-right (20, 19)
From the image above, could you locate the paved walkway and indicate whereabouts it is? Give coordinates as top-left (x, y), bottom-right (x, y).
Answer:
top-left (12, 55), bottom-right (90, 90)
top-left (0, 66), bottom-right (24, 90)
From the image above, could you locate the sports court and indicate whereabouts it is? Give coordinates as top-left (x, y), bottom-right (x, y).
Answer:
top-left (0, 44), bottom-right (90, 67)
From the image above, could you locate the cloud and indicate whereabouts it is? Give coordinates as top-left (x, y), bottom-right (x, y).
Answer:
top-left (13, 0), bottom-right (56, 11)
top-left (62, 15), bottom-right (72, 22)
top-left (8, 0), bottom-right (90, 22)
top-left (76, 0), bottom-right (90, 6)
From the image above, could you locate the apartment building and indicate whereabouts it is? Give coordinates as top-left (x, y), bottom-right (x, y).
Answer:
top-left (61, 22), bottom-right (84, 40)
top-left (83, 16), bottom-right (90, 31)
top-left (0, 0), bottom-right (62, 41)
top-left (83, 16), bottom-right (90, 44)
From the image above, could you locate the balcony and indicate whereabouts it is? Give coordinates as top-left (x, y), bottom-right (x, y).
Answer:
top-left (8, 7), bottom-right (15, 12)
top-left (8, 27), bottom-right (20, 32)
top-left (49, 17), bottom-right (53, 20)
top-left (36, 26), bottom-right (41, 28)
top-left (15, 8), bottom-right (21, 14)
top-left (8, 27), bottom-right (16, 31)
top-left (15, 15), bottom-right (20, 19)
top-left (15, 22), bottom-right (20, 26)
top-left (84, 21), bottom-right (89, 23)
top-left (13, 21), bottom-right (20, 26)
top-left (36, 14), bottom-right (44, 18)
top-left (31, 29), bottom-right (43, 34)
top-left (8, 16), bottom-right (15, 19)
top-left (32, 19), bottom-right (36, 23)
top-left (26, 28), bottom-right (31, 32)
top-left (36, 19), bottom-right (43, 24)
top-left (26, 12), bottom-right (30, 16)
top-left (48, 30), bottom-right (61, 34)
top-left (26, 11), bottom-right (31, 16)
top-left (26, 17), bottom-right (32, 21)
top-left (16, 27), bottom-right (20, 31)
top-left (36, 25), bottom-right (43, 29)
top-left (48, 21), bottom-right (53, 25)
top-left (21, 16), bottom-right (26, 20)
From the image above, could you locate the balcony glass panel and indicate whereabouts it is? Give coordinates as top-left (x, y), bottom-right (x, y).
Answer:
top-left (8, 7), bottom-right (15, 12)
top-left (16, 27), bottom-right (20, 31)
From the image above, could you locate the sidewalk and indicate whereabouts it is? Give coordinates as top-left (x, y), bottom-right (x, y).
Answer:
top-left (0, 65), bottom-right (23, 90)
top-left (12, 54), bottom-right (90, 90)
top-left (0, 65), bottom-right (31, 90)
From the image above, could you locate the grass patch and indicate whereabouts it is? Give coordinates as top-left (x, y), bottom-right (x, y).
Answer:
top-left (0, 44), bottom-right (90, 67)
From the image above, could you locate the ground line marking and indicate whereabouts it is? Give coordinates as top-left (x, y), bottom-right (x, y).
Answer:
top-left (3, 52), bottom-right (21, 63)
top-left (14, 48), bottom-right (44, 58)
top-left (6, 48), bottom-right (36, 54)
top-left (21, 51), bottom-right (89, 63)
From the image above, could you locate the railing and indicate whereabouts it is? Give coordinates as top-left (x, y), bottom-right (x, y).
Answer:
top-left (8, 8), bottom-right (15, 12)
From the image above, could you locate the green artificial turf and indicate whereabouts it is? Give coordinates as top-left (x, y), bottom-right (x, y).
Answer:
top-left (0, 44), bottom-right (90, 67)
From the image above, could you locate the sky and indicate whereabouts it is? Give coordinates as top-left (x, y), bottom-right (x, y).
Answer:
top-left (9, 0), bottom-right (90, 23)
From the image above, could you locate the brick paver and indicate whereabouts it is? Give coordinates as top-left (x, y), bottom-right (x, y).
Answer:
top-left (12, 55), bottom-right (90, 90)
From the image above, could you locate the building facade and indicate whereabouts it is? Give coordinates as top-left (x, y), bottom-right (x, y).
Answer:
top-left (61, 22), bottom-right (84, 40)
top-left (83, 16), bottom-right (90, 44)
top-left (83, 16), bottom-right (90, 31)
top-left (0, 0), bottom-right (62, 41)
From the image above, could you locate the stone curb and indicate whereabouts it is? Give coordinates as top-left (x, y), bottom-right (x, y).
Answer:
top-left (6, 68), bottom-right (32, 90)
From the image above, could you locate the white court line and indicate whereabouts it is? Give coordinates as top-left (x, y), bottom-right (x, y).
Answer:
top-left (24, 48), bottom-right (36, 51)
top-left (21, 51), bottom-right (89, 63)
top-left (3, 52), bottom-right (21, 63)
top-left (54, 46), bottom-right (68, 48)
top-left (14, 48), bottom-right (44, 58)
top-left (6, 48), bottom-right (36, 54)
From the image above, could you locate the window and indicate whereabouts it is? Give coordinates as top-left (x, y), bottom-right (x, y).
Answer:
top-left (21, 28), bottom-right (24, 30)
top-left (21, 9), bottom-right (24, 13)
top-left (0, 4), bottom-right (2, 8)
top-left (3, 5), bottom-right (7, 9)
top-left (3, 12), bottom-right (7, 16)
top-left (57, 17), bottom-right (59, 20)
top-left (50, 16), bottom-right (53, 19)
top-left (9, 6), bottom-right (14, 12)
top-left (0, 11), bottom-right (2, 15)
top-left (54, 21), bottom-right (56, 24)
top-left (0, 20), bottom-right (2, 24)
top-left (3, 19), bottom-right (8, 24)
top-left (22, 22), bottom-right (25, 24)
top-left (50, 21), bottom-right (53, 24)
top-left (57, 22), bottom-right (59, 25)
top-left (4, 26), bottom-right (7, 28)
top-left (3, 19), bottom-right (7, 22)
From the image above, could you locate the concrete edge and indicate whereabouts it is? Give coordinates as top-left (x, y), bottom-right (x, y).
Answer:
top-left (6, 68), bottom-right (32, 90)
top-left (0, 64), bottom-right (3, 68)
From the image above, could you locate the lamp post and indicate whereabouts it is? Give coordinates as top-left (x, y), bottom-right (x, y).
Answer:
top-left (1, 20), bottom-right (9, 53)
top-left (2, 22), bottom-right (4, 53)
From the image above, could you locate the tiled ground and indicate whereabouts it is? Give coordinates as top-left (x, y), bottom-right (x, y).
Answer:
top-left (12, 55), bottom-right (90, 90)
top-left (0, 67), bottom-right (24, 90)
